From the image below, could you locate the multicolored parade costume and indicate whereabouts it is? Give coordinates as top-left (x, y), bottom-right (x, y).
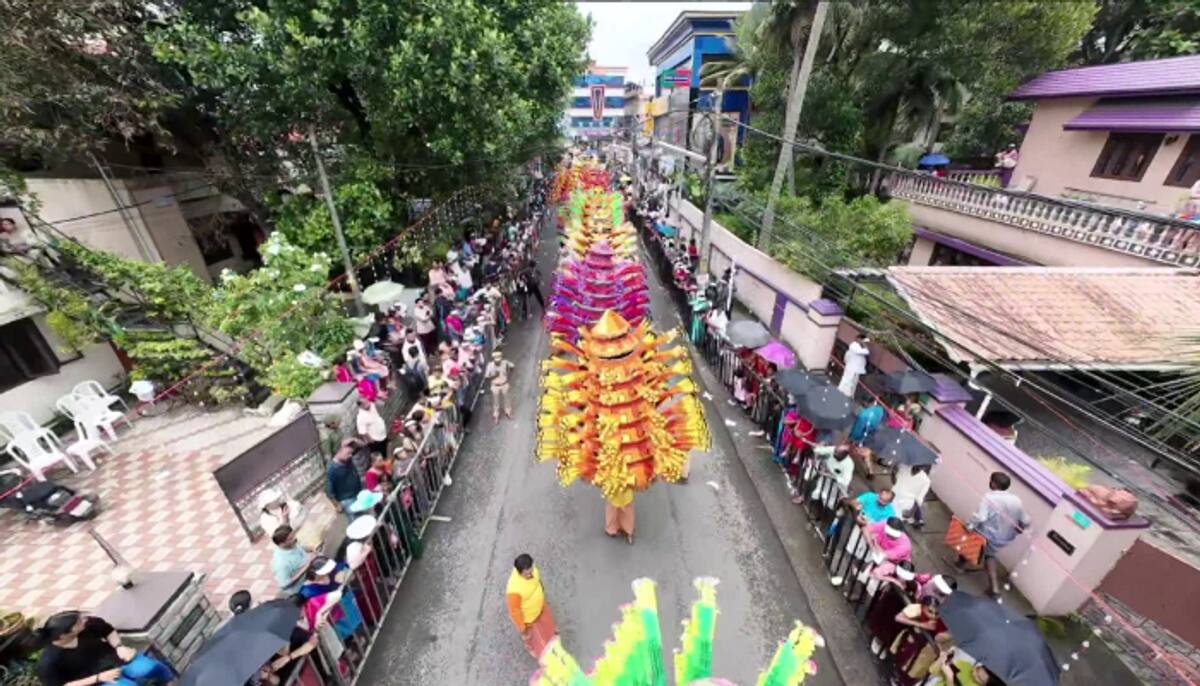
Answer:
top-left (536, 309), bottom-right (708, 507)
top-left (560, 189), bottom-right (636, 258)
top-left (545, 240), bottom-right (650, 341)
top-left (552, 159), bottom-right (612, 202)
top-left (530, 577), bottom-right (824, 686)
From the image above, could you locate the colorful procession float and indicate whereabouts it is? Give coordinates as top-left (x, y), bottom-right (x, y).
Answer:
top-left (536, 309), bottom-right (708, 507)
top-left (544, 240), bottom-right (650, 341)
top-left (530, 577), bottom-right (824, 686)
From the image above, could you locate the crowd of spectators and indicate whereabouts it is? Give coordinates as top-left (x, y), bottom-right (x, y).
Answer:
top-left (630, 165), bottom-right (1021, 685)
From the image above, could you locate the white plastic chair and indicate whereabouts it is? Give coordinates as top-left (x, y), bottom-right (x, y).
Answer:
top-left (0, 411), bottom-right (41, 442)
top-left (6, 431), bottom-right (77, 481)
top-left (72, 380), bottom-right (130, 414)
top-left (55, 394), bottom-right (123, 442)
top-left (65, 420), bottom-right (111, 470)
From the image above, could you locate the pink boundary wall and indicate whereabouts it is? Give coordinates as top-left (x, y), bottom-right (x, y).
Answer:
top-left (666, 197), bottom-right (1150, 617)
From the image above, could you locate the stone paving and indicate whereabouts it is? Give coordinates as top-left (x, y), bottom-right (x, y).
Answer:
top-left (0, 407), bottom-right (334, 620)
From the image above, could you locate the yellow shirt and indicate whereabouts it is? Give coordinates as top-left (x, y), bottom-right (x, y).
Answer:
top-left (505, 566), bottom-right (545, 627)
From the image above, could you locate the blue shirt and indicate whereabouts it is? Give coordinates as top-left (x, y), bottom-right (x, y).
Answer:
top-left (850, 405), bottom-right (884, 443)
top-left (326, 460), bottom-right (362, 502)
top-left (272, 545), bottom-right (308, 593)
top-left (856, 491), bottom-right (896, 523)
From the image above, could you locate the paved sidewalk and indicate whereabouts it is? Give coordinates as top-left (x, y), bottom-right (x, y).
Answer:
top-left (0, 407), bottom-right (335, 618)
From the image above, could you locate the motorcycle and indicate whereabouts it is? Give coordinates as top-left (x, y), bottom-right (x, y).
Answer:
top-left (0, 469), bottom-right (99, 524)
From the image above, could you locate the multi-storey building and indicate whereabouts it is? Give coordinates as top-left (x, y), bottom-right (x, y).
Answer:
top-left (890, 54), bottom-right (1200, 269)
top-left (646, 10), bottom-right (749, 171)
top-left (565, 64), bottom-right (628, 142)
top-left (0, 156), bottom-right (260, 424)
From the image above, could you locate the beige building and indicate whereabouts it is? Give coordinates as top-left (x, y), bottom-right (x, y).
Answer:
top-left (0, 164), bottom-right (260, 425)
top-left (890, 55), bottom-right (1200, 269)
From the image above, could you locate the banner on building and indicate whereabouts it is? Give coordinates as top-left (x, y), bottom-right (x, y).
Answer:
top-left (657, 67), bottom-right (691, 88)
top-left (590, 85), bottom-right (606, 120)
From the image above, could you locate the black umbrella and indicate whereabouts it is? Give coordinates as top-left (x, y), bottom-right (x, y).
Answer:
top-left (883, 370), bottom-right (938, 395)
top-left (726, 320), bottom-right (771, 349)
top-left (797, 386), bottom-right (854, 430)
top-left (866, 426), bottom-right (938, 467)
top-left (775, 369), bottom-right (826, 397)
top-left (180, 599), bottom-right (302, 686)
top-left (941, 592), bottom-right (1061, 686)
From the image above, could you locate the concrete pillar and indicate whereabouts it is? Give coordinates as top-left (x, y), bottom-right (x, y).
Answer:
top-left (796, 299), bottom-right (843, 371)
top-left (908, 236), bottom-right (936, 265)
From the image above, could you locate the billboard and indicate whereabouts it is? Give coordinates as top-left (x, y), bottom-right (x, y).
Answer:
top-left (590, 85), bottom-right (606, 120)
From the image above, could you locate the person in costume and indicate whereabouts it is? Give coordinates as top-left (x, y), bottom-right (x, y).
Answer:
top-left (506, 553), bottom-right (557, 660)
top-left (605, 498), bottom-right (636, 544)
top-left (537, 310), bottom-right (708, 543)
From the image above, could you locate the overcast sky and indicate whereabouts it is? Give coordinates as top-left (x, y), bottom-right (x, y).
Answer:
top-left (575, 2), bottom-right (753, 87)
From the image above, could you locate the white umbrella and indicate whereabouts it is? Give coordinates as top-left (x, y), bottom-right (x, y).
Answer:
top-left (361, 280), bottom-right (408, 307)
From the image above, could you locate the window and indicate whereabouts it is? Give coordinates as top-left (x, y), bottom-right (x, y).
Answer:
top-left (0, 318), bottom-right (59, 394)
top-left (1165, 135), bottom-right (1200, 188)
top-left (1091, 133), bottom-right (1163, 181)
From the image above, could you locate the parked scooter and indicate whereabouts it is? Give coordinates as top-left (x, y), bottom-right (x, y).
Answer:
top-left (0, 469), bottom-right (99, 524)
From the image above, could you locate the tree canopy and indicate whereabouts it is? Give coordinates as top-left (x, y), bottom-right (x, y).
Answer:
top-left (736, 0), bottom-right (1096, 186)
top-left (0, 0), bottom-right (589, 238)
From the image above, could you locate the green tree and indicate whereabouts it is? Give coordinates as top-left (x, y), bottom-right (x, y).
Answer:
top-left (1077, 0), bottom-right (1200, 64)
top-left (0, 234), bottom-right (250, 406)
top-left (206, 232), bottom-right (356, 399)
top-left (0, 1), bottom-right (179, 165)
top-left (151, 0), bottom-right (589, 199)
top-left (271, 159), bottom-right (401, 260)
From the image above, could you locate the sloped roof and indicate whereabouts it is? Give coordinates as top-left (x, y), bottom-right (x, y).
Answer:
top-left (1010, 55), bottom-right (1200, 100)
top-left (887, 267), bottom-right (1200, 371)
top-left (1063, 97), bottom-right (1200, 132)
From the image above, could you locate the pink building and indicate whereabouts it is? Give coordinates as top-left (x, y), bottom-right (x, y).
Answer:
top-left (890, 55), bottom-right (1200, 269)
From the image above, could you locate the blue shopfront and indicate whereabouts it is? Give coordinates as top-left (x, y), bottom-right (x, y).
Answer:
top-left (646, 11), bottom-right (751, 168)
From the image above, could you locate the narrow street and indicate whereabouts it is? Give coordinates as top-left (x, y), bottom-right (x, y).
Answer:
top-left (360, 213), bottom-right (843, 685)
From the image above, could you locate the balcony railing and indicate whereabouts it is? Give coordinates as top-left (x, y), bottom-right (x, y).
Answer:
top-left (886, 172), bottom-right (1200, 267)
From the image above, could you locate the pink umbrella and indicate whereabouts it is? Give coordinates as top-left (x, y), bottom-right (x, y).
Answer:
top-left (755, 341), bottom-right (797, 369)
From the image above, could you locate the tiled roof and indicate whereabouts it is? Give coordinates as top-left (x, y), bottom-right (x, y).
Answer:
top-left (1010, 55), bottom-right (1200, 100)
top-left (1064, 97), bottom-right (1200, 132)
top-left (887, 267), bottom-right (1200, 370)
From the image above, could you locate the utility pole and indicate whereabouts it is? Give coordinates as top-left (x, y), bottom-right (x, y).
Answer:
top-left (698, 89), bottom-right (723, 283)
top-left (308, 125), bottom-right (365, 315)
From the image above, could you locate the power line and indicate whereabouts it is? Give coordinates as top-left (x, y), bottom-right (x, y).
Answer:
top-left (721, 113), bottom-right (1200, 233)
top-left (706, 186), bottom-right (1200, 483)
top-left (20, 142), bottom-right (561, 234)
top-left (713, 163), bottom-right (1200, 469)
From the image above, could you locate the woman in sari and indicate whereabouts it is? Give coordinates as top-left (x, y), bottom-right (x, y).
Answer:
top-left (889, 597), bottom-right (947, 686)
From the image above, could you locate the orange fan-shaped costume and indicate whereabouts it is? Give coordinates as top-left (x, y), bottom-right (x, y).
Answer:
top-left (536, 310), bottom-right (709, 507)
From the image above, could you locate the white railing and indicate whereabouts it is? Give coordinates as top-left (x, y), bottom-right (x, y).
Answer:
top-left (886, 172), bottom-right (1200, 267)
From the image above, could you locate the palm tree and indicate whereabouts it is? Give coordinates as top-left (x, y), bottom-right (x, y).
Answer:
top-left (698, 4), bottom-right (765, 92)
top-left (758, 0), bottom-right (830, 251)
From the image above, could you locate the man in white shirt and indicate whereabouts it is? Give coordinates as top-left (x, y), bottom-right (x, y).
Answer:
top-left (356, 396), bottom-right (389, 457)
top-left (485, 351), bottom-right (516, 423)
top-left (892, 463), bottom-right (932, 527)
top-left (966, 471), bottom-right (1031, 597)
top-left (838, 335), bottom-right (870, 397)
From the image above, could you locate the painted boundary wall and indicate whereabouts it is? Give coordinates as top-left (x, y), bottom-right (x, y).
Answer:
top-left (662, 196), bottom-right (1154, 619)
top-left (668, 197), bottom-right (840, 370)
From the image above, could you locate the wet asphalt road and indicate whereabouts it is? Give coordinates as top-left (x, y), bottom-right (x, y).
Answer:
top-left (359, 212), bottom-right (842, 686)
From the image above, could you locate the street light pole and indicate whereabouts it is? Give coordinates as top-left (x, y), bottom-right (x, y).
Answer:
top-left (698, 89), bottom-right (723, 282)
top-left (308, 125), bottom-right (365, 316)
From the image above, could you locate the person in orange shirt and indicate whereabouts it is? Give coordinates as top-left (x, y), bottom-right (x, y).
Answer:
top-left (505, 553), bottom-right (557, 659)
